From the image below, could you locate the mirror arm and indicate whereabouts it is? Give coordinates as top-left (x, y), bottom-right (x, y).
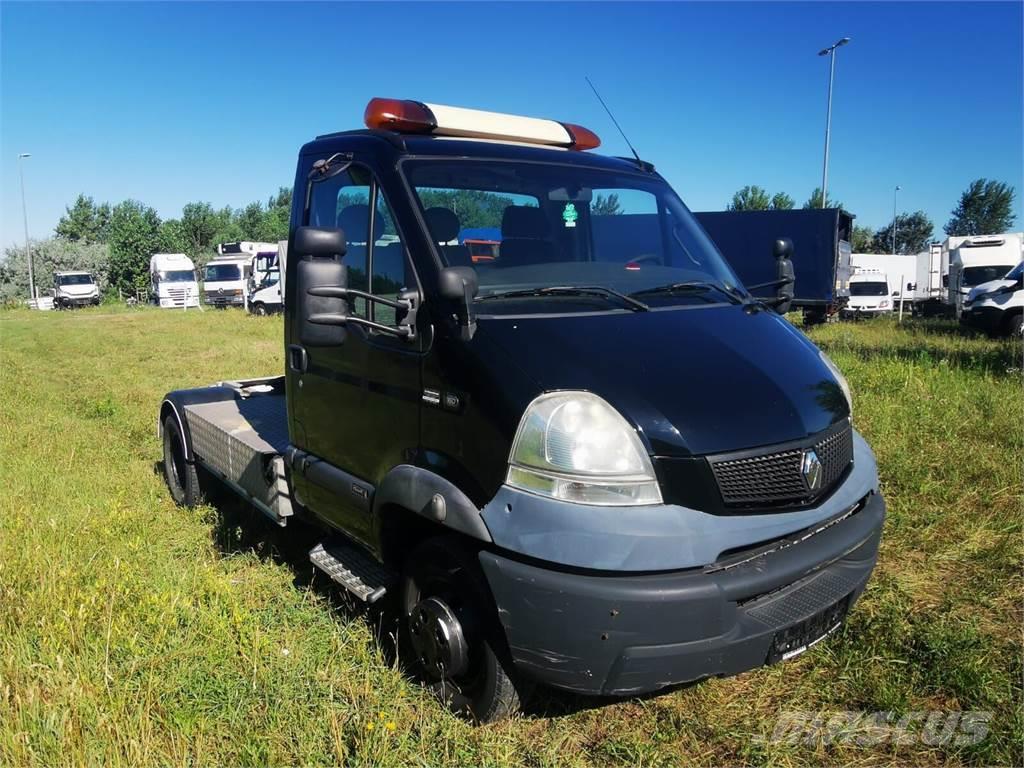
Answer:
top-left (747, 278), bottom-right (789, 291)
top-left (309, 313), bottom-right (413, 339)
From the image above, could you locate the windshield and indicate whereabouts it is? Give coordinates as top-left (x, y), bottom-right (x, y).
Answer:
top-left (404, 160), bottom-right (743, 312)
top-left (963, 265), bottom-right (1015, 287)
top-left (850, 281), bottom-right (887, 296)
top-left (204, 264), bottom-right (242, 282)
top-left (1003, 261), bottom-right (1023, 280)
top-left (158, 270), bottom-right (195, 283)
top-left (57, 273), bottom-right (94, 286)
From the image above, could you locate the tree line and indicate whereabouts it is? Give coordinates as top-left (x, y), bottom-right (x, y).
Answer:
top-left (725, 178), bottom-right (1016, 255)
top-left (1, 189), bottom-right (292, 301)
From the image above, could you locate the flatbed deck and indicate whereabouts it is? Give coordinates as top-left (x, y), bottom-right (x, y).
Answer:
top-left (183, 378), bottom-right (294, 525)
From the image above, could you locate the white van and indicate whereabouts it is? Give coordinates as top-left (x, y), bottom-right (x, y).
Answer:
top-left (948, 234), bottom-right (1023, 317)
top-left (150, 253), bottom-right (200, 308)
top-left (961, 261), bottom-right (1024, 337)
top-left (246, 241), bottom-right (287, 315)
top-left (52, 270), bottom-right (101, 308)
top-left (842, 269), bottom-right (892, 317)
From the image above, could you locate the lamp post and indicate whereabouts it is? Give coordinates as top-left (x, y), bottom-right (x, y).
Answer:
top-left (18, 153), bottom-right (35, 301)
top-left (892, 185), bottom-right (901, 254)
top-left (818, 37), bottom-right (851, 209)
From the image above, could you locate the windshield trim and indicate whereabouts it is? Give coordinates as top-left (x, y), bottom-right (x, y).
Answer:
top-left (476, 299), bottom-right (737, 321)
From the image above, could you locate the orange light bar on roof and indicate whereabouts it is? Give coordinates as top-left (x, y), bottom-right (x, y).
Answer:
top-left (363, 98), bottom-right (601, 151)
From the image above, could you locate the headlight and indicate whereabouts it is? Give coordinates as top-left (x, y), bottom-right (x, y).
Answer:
top-left (879, 299), bottom-right (890, 308)
top-left (507, 391), bottom-right (662, 506)
top-left (819, 351), bottom-right (853, 416)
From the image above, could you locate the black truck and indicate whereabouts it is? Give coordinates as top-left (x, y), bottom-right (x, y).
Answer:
top-left (159, 98), bottom-right (885, 722)
top-left (695, 208), bottom-right (855, 323)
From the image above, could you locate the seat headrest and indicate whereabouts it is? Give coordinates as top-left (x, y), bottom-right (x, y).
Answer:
top-left (424, 207), bottom-right (461, 244)
top-left (502, 206), bottom-right (549, 239)
top-left (337, 204), bottom-right (384, 244)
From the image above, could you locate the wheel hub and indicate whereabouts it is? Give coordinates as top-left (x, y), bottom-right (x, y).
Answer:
top-left (409, 596), bottom-right (469, 679)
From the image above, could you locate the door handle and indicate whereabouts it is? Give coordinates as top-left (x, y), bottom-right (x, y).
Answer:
top-left (288, 344), bottom-right (308, 373)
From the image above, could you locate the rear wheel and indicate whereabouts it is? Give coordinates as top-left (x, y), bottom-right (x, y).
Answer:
top-left (400, 537), bottom-right (523, 722)
top-left (162, 413), bottom-right (204, 507)
top-left (1005, 313), bottom-right (1023, 338)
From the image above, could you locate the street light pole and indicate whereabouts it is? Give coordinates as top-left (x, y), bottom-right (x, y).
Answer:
top-left (892, 185), bottom-right (901, 255)
top-left (818, 37), bottom-right (851, 209)
top-left (18, 153), bottom-right (34, 301)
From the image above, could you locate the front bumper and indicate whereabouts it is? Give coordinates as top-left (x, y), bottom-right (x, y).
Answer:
top-left (840, 306), bottom-right (890, 318)
top-left (57, 295), bottom-right (99, 307)
top-left (960, 305), bottom-right (1003, 334)
top-left (204, 294), bottom-right (244, 307)
top-left (480, 490), bottom-right (884, 696)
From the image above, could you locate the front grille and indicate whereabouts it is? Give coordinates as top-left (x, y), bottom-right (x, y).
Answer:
top-left (709, 420), bottom-right (853, 508)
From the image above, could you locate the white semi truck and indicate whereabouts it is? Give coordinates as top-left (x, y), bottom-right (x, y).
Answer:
top-left (150, 253), bottom-right (200, 308)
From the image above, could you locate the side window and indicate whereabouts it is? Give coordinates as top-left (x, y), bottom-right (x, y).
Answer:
top-left (370, 191), bottom-right (410, 325)
top-left (307, 166), bottom-right (372, 318)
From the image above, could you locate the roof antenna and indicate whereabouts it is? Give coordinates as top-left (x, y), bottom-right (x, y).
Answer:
top-left (586, 76), bottom-right (642, 164)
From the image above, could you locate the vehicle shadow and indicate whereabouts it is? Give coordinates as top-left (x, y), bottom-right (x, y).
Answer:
top-left (152, 461), bottom-right (678, 720)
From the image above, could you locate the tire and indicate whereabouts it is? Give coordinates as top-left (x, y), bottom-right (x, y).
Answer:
top-left (162, 413), bottom-right (205, 507)
top-left (400, 537), bottom-right (523, 722)
top-left (252, 302), bottom-right (267, 317)
top-left (1005, 313), bottom-right (1023, 338)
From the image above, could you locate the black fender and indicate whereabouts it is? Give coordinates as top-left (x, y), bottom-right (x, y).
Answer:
top-left (158, 385), bottom-right (238, 462)
top-left (373, 464), bottom-right (492, 543)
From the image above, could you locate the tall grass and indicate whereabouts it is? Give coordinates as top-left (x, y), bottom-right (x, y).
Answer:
top-left (1, 308), bottom-right (1020, 766)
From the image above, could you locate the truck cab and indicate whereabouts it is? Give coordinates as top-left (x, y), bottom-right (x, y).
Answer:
top-left (202, 256), bottom-right (251, 308)
top-left (247, 243), bottom-right (286, 315)
top-left (948, 234), bottom-right (1022, 317)
top-left (150, 253), bottom-right (199, 308)
top-left (843, 268), bottom-right (892, 317)
top-left (961, 260), bottom-right (1024, 337)
top-left (159, 99), bottom-right (885, 722)
top-left (52, 270), bottom-right (100, 308)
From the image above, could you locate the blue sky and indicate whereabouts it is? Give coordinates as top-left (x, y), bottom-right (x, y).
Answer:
top-left (2, 1), bottom-right (1022, 249)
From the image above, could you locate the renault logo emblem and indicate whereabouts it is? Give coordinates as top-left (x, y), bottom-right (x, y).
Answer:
top-left (801, 449), bottom-right (823, 492)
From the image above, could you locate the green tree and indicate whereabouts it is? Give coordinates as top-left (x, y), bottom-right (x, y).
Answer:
top-left (180, 202), bottom-right (220, 257)
top-left (802, 188), bottom-right (844, 210)
top-left (157, 219), bottom-right (187, 253)
top-left (236, 201), bottom-right (267, 240)
top-left (592, 193), bottom-right (623, 216)
top-left (728, 185), bottom-right (771, 211)
top-left (769, 192), bottom-right (795, 211)
top-left (55, 194), bottom-right (108, 243)
top-left (944, 178), bottom-right (1016, 236)
top-left (851, 224), bottom-right (876, 253)
top-left (871, 211), bottom-right (934, 255)
top-left (107, 200), bottom-right (161, 296)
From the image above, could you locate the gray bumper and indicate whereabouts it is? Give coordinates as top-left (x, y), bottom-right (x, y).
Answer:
top-left (480, 490), bottom-right (884, 695)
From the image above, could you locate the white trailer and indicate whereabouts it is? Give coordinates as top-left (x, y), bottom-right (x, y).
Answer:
top-left (150, 253), bottom-right (200, 308)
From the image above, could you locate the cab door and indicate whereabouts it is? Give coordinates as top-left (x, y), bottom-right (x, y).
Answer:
top-left (288, 162), bottom-right (423, 543)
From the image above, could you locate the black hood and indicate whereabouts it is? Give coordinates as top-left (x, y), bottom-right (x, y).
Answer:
top-left (477, 304), bottom-right (849, 457)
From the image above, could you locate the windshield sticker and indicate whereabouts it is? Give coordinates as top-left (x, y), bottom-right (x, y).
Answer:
top-left (562, 202), bottom-right (578, 228)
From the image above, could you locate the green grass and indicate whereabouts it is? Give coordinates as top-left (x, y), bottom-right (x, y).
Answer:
top-left (1, 307), bottom-right (1021, 766)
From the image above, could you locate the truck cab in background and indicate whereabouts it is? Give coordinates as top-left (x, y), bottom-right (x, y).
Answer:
top-left (150, 253), bottom-right (199, 308)
top-left (947, 234), bottom-right (1023, 318)
top-left (842, 268), bottom-right (892, 318)
top-left (961, 260), bottom-right (1024, 337)
top-left (246, 241), bottom-right (288, 315)
top-left (52, 270), bottom-right (101, 308)
top-left (202, 256), bottom-right (251, 308)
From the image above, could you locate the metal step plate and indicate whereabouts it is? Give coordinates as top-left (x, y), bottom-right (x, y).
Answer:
top-left (309, 541), bottom-right (394, 604)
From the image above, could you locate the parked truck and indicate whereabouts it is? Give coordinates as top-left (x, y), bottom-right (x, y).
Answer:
top-left (246, 241), bottom-right (288, 315)
top-left (202, 255), bottom-right (251, 308)
top-left (150, 253), bottom-right (199, 308)
top-left (694, 208), bottom-right (854, 323)
top-left (52, 270), bottom-right (101, 308)
top-left (158, 98), bottom-right (885, 722)
top-left (961, 260), bottom-right (1024, 337)
top-left (946, 233), bottom-right (1023, 317)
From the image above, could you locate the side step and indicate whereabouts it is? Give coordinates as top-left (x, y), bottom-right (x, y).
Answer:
top-left (309, 541), bottom-right (395, 604)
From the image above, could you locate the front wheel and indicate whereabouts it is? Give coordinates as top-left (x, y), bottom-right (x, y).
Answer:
top-left (400, 537), bottom-right (523, 722)
top-left (1005, 313), bottom-right (1023, 338)
top-left (251, 302), bottom-right (267, 316)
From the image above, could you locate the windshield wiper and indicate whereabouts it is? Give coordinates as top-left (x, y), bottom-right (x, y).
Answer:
top-left (629, 280), bottom-right (747, 305)
top-left (476, 285), bottom-right (650, 312)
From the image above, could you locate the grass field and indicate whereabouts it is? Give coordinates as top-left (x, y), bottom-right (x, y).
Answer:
top-left (1, 306), bottom-right (1021, 767)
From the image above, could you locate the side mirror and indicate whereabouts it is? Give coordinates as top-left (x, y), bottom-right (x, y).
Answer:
top-left (942, 274), bottom-right (949, 288)
top-left (773, 238), bottom-right (794, 260)
top-left (294, 227), bottom-right (348, 347)
top-left (439, 266), bottom-right (479, 339)
top-left (892, 291), bottom-right (899, 297)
